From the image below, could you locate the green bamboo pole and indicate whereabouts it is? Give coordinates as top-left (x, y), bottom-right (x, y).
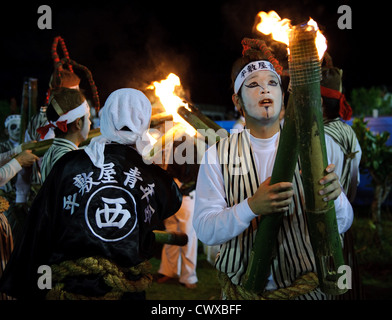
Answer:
top-left (177, 106), bottom-right (228, 145)
top-left (146, 123), bottom-right (185, 159)
top-left (19, 79), bottom-right (29, 144)
top-left (22, 128), bottom-right (101, 157)
top-left (153, 230), bottom-right (188, 246)
top-left (289, 25), bottom-right (347, 295)
top-left (187, 103), bottom-right (224, 132)
top-left (242, 95), bottom-right (299, 293)
top-left (28, 78), bottom-right (38, 120)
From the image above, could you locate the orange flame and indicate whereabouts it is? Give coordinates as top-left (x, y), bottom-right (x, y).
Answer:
top-left (255, 11), bottom-right (327, 60)
top-left (256, 11), bottom-right (291, 45)
top-left (148, 73), bottom-right (196, 136)
top-left (307, 18), bottom-right (327, 60)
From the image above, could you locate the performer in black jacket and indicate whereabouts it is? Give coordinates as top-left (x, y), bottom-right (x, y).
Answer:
top-left (0, 88), bottom-right (182, 300)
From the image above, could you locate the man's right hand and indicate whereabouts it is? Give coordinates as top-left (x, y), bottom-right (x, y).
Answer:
top-left (247, 177), bottom-right (294, 215)
top-left (15, 150), bottom-right (39, 167)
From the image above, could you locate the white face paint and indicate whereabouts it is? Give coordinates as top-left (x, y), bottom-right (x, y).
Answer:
top-left (7, 118), bottom-right (21, 142)
top-left (239, 70), bottom-right (283, 124)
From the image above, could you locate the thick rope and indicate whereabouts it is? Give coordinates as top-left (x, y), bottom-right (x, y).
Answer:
top-left (241, 38), bottom-right (284, 76)
top-left (60, 57), bottom-right (100, 112)
top-left (0, 196), bottom-right (10, 213)
top-left (47, 36), bottom-right (100, 113)
top-left (51, 36), bottom-right (73, 73)
top-left (46, 257), bottom-right (153, 300)
top-left (218, 271), bottom-right (319, 300)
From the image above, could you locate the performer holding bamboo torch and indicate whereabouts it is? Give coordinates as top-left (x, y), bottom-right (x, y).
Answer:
top-left (193, 40), bottom-right (353, 299)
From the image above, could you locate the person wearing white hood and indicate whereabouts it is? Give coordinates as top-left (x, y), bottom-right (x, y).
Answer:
top-left (0, 88), bottom-right (182, 300)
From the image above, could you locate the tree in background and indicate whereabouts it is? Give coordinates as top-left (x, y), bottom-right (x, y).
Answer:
top-left (352, 117), bottom-right (392, 237)
top-left (350, 86), bottom-right (392, 117)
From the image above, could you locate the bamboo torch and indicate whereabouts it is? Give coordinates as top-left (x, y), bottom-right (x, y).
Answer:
top-left (28, 78), bottom-right (38, 121)
top-left (21, 128), bottom-right (102, 157)
top-left (289, 24), bottom-right (346, 295)
top-left (150, 112), bottom-right (173, 127)
top-left (187, 103), bottom-right (224, 132)
top-left (19, 79), bottom-right (29, 144)
top-left (145, 123), bottom-right (185, 160)
top-left (177, 106), bottom-right (228, 145)
top-left (153, 230), bottom-right (188, 246)
top-left (242, 94), bottom-right (299, 293)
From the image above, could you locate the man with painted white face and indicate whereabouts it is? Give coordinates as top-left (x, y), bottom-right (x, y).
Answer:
top-left (0, 114), bottom-right (40, 244)
top-left (193, 41), bottom-right (353, 300)
top-left (0, 115), bottom-right (23, 193)
top-left (3, 115), bottom-right (21, 147)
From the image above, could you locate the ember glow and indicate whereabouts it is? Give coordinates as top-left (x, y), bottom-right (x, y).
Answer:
top-left (148, 73), bottom-right (196, 136)
top-left (255, 10), bottom-right (327, 60)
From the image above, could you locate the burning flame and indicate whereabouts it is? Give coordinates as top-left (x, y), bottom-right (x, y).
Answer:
top-left (307, 18), bottom-right (327, 60)
top-left (148, 73), bottom-right (196, 136)
top-left (256, 11), bottom-right (291, 45)
top-left (255, 11), bottom-right (327, 60)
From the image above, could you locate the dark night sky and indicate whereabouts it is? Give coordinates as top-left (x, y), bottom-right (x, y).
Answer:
top-left (0, 0), bottom-right (389, 112)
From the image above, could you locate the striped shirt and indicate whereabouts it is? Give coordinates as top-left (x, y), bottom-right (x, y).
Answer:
top-left (216, 130), bottom-right (322, 297)
top-left (0, 141), bottom-right (19, 193)
top-left (40, 138), bottom-right (78, 182)
top-left (324, 118), bottom-right (362, 202)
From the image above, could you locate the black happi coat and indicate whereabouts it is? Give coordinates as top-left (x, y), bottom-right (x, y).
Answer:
top-left (0, 144), bottom-right (182, 299)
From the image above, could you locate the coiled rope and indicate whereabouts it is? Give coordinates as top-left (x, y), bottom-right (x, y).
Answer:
top-left (46, 256), bottom-right (152, 300)
top-left (218, 271), bottom-right (319, 300)
top-left (241, 38), bottom-right (284, 76)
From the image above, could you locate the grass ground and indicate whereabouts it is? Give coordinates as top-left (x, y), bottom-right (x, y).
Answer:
top-left (146, 249), bottom-right (221, 300)
top-left (351, 206), bottom-right (392, 299)
top-left (146, 205), bottom-right (392, 300)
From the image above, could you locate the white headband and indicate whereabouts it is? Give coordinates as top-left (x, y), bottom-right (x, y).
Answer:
top-left (49, 100), bottom-right (89, 128)
top-left (234, 60), bottom-right (281, 94)
top-left (37, 100), bottom-right (90, 139)
top-left (4, 114), bottom-right (21, 128)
